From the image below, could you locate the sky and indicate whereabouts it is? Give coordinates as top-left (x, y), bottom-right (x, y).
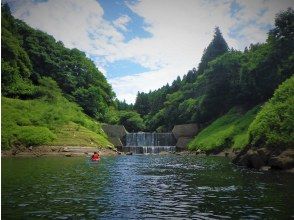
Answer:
top-left (5, 0), bottom-right (293, 103)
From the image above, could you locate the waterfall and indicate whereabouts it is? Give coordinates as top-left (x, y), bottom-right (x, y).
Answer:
top-left (123, 132), bottom-right (176, 154)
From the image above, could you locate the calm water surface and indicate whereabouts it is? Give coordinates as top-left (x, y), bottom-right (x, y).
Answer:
top-left (2, 155), bottom-right (294, 219)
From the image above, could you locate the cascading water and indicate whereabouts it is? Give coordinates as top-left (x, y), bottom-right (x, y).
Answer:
top-left (123, 132), bottom-right (176, 154)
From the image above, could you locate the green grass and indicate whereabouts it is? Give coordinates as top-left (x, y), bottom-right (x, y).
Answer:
top-left (1, 96), bottom-right (112, 150)
top-left (188, 106), bottom-right (261, 151)
top-left (51, 122), bottom-right (110, 147)
top-left (249, 76), bottom-right (294, 148)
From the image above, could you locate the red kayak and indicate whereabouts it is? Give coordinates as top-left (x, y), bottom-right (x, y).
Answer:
top-left (91, 158), bottom-right (100, 162)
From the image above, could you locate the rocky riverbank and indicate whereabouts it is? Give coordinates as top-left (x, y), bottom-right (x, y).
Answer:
top-left (177, 147), bottom-right (294, 173)
top-left (3, 145), bottom-right (293, 173)
top-left (1, 146), bottom-right (119, 157)
top-left (232, 147), bottom-right (294, 172)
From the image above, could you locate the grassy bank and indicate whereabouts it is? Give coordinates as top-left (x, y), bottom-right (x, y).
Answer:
top-left (248, 76), bottom-right (294, 149)
top-left (2, 96), bottom-right (112, 150)
top-left (188, 106), bottom-right (261, 151)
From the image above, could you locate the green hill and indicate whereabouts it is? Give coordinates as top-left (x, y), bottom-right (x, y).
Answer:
top-left (1, 79), bottom-right (111, 150)
top-left (1, 4), bottom-right (115, 150)
top-left (248, 76), bottom-right (294, 149)
top-left (188, 106), bottom-right (261, 151)
top-left (133, 9), bottom-right (293, 133)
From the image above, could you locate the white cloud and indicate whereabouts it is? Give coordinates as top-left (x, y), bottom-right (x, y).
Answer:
top-left (110, 65), bottom-right (185, 103)
top-left (109, 0), bottom-right (293, 103)
top-left (10, 0), bottom-right (124, 74)
top-left (8, 0), bottom-right (294, 103)
top-left (113, 15), bottom-right (131, 31)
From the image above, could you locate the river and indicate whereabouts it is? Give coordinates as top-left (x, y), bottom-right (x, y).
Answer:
top-left (2, 155), bottom-right (294, 219)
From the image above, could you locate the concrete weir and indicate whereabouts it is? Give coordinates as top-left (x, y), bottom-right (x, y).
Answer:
top-left (102, 123), bottom-right (199, 153)
top-left (123, 132), bottom-right (176, 154)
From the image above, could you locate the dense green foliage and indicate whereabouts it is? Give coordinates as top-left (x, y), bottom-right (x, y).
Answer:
top-left (1, 4), bottom-right (118, 149)
top-left (2, 4), bottom-right (293, 150)
top-left (1, 4), bottom-right (147, 133)
top-left (1, 79), bottom-right (111, 149)
top-left (197, 27), bottom-right (229, 74)
top-left (134, 9), bottom-right (294, 133)
top-left (1, 5), bottom-right (115, 122)
top-left (118, 111), bottom-right (146, 132)
top-left (249, 76), bottom-right (294, 149)
top-left (188, 106), bottom-right (261, 151)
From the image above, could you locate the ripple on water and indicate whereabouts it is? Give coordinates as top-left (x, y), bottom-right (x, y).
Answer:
top-left (1, 155), bottom-right (294, 219)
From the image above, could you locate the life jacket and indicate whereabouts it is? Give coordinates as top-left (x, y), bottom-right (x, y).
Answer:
top-left (92, 153), bottom-right (100, 159)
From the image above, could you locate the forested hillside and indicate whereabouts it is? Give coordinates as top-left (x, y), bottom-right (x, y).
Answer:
top-left (2, 4), bottom-right (115, 121)
top-left (1, 4), bottom-right (117, 149)
top-left (1, 4), bottom-right (293, 152)
top-left (133, 8), bottom-right (293, 136)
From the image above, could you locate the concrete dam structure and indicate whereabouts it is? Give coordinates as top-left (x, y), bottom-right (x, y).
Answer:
top-left (102, 123), bottom-right (199, 153)
top-left (123, 132), bottom-right (176, 154)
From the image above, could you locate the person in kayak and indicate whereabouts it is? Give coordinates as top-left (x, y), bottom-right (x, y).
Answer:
top-left (91, 151), bottom-right (100, 161)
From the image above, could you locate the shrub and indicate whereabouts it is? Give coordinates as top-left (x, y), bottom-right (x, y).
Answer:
top-left (249, 76), bottom-right (294, 148)
top-left (188, 106), bottom-right (260, 151)
top-left (14, 126), bottom-right (56, 146)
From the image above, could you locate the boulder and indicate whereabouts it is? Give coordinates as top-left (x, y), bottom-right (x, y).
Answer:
top-left (102, 124), bottom-right (127, 139)
top-left (109, 137), bottom-right (123, 148)
top-left (260, 166), bottom-right (271, 171)
top-left (233, 149), bottom-right (265, 169)
top-left (176, 137), bottom-right (193, 150)
top-left (248, 150), bottom-right (265, 169)
top-left (268, 148), bottom-right (294, 169)
top-left (257, 147), bottom-right (272, 163)
top-left (172, 124), bottom-right (199, 139)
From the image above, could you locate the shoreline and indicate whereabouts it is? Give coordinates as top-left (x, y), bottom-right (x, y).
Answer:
top-left (1, 146), bottom-right (119, 157)
top-left (2, 145), bottom-right (293, 173)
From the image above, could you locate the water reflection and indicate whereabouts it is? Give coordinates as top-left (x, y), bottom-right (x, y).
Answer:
top-left (2, 155), bottom-right (294, 219)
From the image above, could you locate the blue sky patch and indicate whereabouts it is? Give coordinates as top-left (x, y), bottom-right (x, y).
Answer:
top-left (98, 0), bottom-right (152, 42)
top-left (230, 0), bottom-right (242, 17)
top-left (105, 59), bottom-right (150, 78)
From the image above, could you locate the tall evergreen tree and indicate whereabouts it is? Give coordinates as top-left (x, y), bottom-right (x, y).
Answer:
top-left (134, 92), bottom-right (150, 116)
top-left (197, 27), bottom-right (229, 74)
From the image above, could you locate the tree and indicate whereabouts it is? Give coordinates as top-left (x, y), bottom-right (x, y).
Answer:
top-left (74, 86), bottom-right (107, 120)
top-left (119, 111), bottom-right (146, 132)
top-left (197, 27), bottom-right (229, 74)
top-left (134, 92), bottom-right (150, 116)
top-left (249, 75), bottom-right (294, 148)
top-left (1, 4), bottom-right (115, 120)
top-left (198, 51), bottom-right (243, 123)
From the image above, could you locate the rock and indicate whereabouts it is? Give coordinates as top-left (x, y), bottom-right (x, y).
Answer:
top-left (234, 147), bottom-right (294, 170)
top-left (159, 151), bottom-right (169, 155)
top-left (233, 149), bottom-right (265, 169)
top-left (65, 153), bottom-right (72, 157)
top-left (172, 124), bottom-right (199, 139)
top-left (260, 166), bottom-right (271, 171)
top-left (102, 124), bottom-right (127, 139)
top-left (107, 145), bottom-right (114, 150)
top-left (126, 152), bottom-right (133, 155)
top-left (285, 168), bottom-right (294, 174)
top-left (28, 146), bottom-right (33, 151)
top-left (257, 147), bottom-right (272, 163)
top-left (176, 137), bottom-right (193, 150)
top-left (268, 149), bottom-right (294, 169)
top-left (235, 152), bottom-right (250, 167)
top-left (109, 137), bottom-right (123, 148)
top-left (249, 150), bottom-right (265, 169)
